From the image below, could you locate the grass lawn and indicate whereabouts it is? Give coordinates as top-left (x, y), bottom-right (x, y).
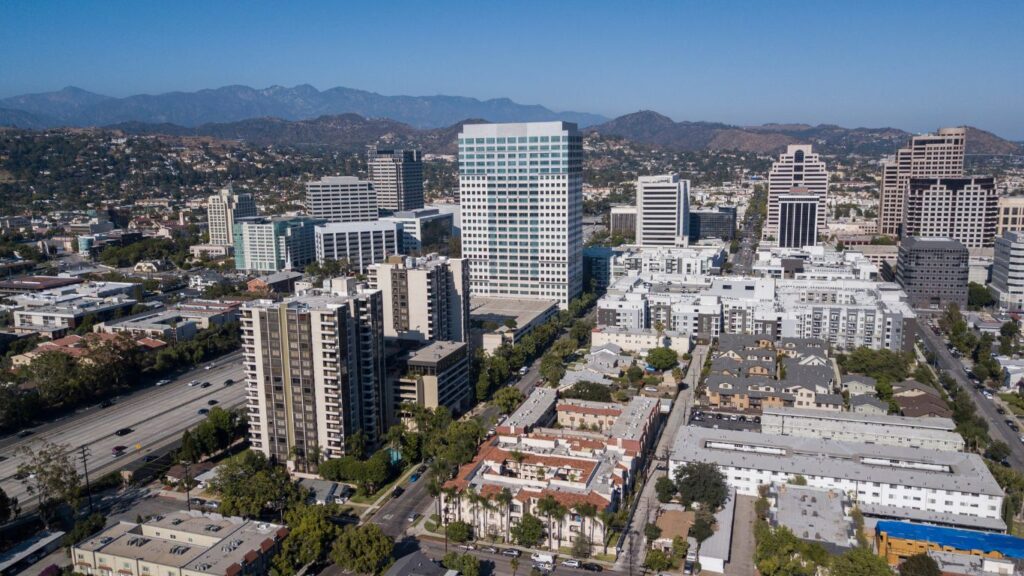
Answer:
top-left (1000, 393), bottom-right (1024, 416)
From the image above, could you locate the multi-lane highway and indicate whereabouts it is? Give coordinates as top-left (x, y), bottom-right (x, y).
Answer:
top-left (0, 352), bottom-right (245, 510)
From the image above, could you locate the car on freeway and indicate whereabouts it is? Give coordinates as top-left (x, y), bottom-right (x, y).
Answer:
top-left (16, 429), bottom-right (33, 438)
top-left (115, 427), bottom-right (133, 436)
top-left (144, 454), bottom-right (159, 462)
top-left (100, 399), bottom-right (114, 408)
top-left (198, 408), bottom-right (210, 415)
top-left (188, 380), bottom-right (199, 387)
top-left (156, 379), bottom-right (170, 387)
top-left (501, 548), bottom-right (521, 557)
top-left (207, 399), bottom-right (219, 406)
top-left (205, 364), bottom-right (214, 370)
top-left (562, 559), bottom-right (581, 568)
top-left (409, 473), bottom-right (420, 483)
top-left (224, 379), bottom-right (234, 385)
top-left (200, 382), bottom-right (212, 388)
top-left (112, 446), bottom-right (127, 456)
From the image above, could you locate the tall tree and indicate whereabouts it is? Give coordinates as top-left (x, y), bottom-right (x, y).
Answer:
top-left (899, 553), bottom-right (941, 576)
top-left (330, 524), bottom-right (393, 575)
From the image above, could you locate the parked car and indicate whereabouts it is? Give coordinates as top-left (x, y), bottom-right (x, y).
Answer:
top-left (16, 429), bottom-right (33, 438)
top-left (459, 544), bottom-right (476, 551)
top-left (531, 553), bottom-right (555, 564)
top-left (481, 546), bottom-right (498, 554)
top-left (562, 559), bottom-right (581, 568)
top-left (582, 563), bottom-right (604, 572)
top-left (407, 513), bottom-right (419, 522)
top-left (392, 486), bottom-right (404, 498)
top-left (501, 548), bottom-right (522, 557)
top-left (409, 473), bottom-right (420, 483)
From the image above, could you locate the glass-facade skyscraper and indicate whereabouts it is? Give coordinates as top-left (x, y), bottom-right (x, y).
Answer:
top-left (458, 122), bottom-right (583, 308)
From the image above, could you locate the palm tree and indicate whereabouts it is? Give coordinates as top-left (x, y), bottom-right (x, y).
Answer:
top-left (551, 502), bottom-right (568, 550)
top-left (429, 459), bottom-right (450, 520)
top-left (536, 495), bottom-right (559, 550)
top-left (481, 498), bottom-right (497, 539)
top-left (509, 450), bottom-right (526, 472)
top-left (466, 488), bottom-right (481, 540)
top-left (441, 486), bottom-right (458, 525)
top-left (599, 509), bottom-right (615, 554)
top-left (575, 502), bottom-right (598, 552)
top-left (496, 488), bottom-right (514, 542)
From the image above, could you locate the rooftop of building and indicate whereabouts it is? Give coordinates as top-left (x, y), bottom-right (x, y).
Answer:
top-left (315, 219), bottom-right (400, 233)
top-left (761, 407), bottom-right (957, 432)
top-left (408, 340), bottom-right (467, 365)
top-left (469, 296), bottom-right (559, 329)
top-left (0, 275), bottom-right (82, 293)
top-left (876, 521), bottom-right (1024, 559)
top-left (858, 502), bottom-right (1006, 533)
top-left (501, 387), bottom-right (557, 431)
top-left (771, 484), bottom-right (852, 547)
top-left (671, 427), bottom-right (1002, 496)
top-left (75, 511), bottom-right (285, 575)
top-left (901, 236), bottom-right (969, 251)
top-left (607, 396), bottom-right (659, 441)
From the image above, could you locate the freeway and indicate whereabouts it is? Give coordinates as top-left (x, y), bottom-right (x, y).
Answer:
top-left (0, 351), bottom-right (245, 510)
top-left (916, 317), bottom-right (1024, 470)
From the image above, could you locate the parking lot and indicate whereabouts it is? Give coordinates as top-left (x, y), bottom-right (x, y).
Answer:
top-left (689, 409), bottom-right (761, 432)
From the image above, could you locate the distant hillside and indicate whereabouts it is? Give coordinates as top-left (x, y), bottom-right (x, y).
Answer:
top-left (589, 111), bottom-right (1022, 156)
top-left (0, 85), bottom-right (606, 130)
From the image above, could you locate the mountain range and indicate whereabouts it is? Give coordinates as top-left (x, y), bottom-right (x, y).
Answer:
top-left (0, 85), bottom-right (1019, 156)
top-left (0, 85), bottom-right (605, 130)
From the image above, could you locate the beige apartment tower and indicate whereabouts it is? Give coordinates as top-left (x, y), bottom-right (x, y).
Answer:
top-left (241, 286), bottom-right (385, 474)
top-left (367, 254), bottom-right (470, 343)
top-left (764, 145), bottom-right (829, 245)
top-left (206, 185), bottom-right (257, 245)
top-left (877, 127), bottom-right (966, 237)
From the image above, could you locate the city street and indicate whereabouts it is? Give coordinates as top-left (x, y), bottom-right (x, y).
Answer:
top-left (731, 204), bottom-right (761, 274)
top-left (418, 538), bottom-right (628, 576)
top-left (0, 352), bottom-right (245, 511)
top-left (916, 318), bottom-right (1024, 470)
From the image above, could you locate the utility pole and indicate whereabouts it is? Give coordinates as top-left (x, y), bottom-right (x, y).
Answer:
top-left (79, 446), bottom-right (94, 514)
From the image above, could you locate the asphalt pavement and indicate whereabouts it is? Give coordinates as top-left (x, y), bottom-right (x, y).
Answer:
top-left (0, 351), bottom-right (245, 511)
top-left (916, 317), bottom-right (1024, 470)
top-left (418, 538), bottom-right (626, 576)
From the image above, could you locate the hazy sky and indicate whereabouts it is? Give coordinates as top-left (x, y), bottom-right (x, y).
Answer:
top-left (3, 0), bottom-right (1023, 138)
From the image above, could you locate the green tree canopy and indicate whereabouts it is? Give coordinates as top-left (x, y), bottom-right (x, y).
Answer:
top-left (831, 547), bottom-right (893, 576)
top-left (899, 553), bottom-right (941, 576)
top-left (330, 523), bottom-right (394, 575)
top-left (647, 347), bottom-right (679, 371)
top-left (674, 462), bottom-right (728, 510)
top-left (511, 512), bottom-right (545, 547)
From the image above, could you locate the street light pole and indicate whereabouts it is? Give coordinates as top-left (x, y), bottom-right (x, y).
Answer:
top-left (183, 461), bottom-right (192, 512)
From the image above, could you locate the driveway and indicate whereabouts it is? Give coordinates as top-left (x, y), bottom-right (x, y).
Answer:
top-left (723, 495), bottom-right (757, 576)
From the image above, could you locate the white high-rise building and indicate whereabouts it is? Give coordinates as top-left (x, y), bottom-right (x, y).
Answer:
top-left (903, 177), bottom-right (997, 248)
top-left (458, 122), bottom-right (583, 308)
top-left (367, 146), bottom-right (424, 213)
top-left (764, 145), bottom-right (828, 244)
top-left (206, 185), bottom-right (257, 245)
top-left (305, 176), bottom-right (378, 223)
top-left (636, 174), bottom-right (690, 247)
top-left (877, 128), bottom-right (966, 237)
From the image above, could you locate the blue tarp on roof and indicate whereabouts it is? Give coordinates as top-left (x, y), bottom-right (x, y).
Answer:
top-left (876, 521), bottom-right (1024, 559)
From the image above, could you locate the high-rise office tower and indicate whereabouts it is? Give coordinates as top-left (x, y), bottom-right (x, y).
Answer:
top-left (207, 185), bottom-right (257, 245)
top-left (992, 232), bottom-right (1024, 309)
top-left (896, 237), bottom-right (969, 310)
top-left (305, 176), bottom-right (378, 223)
top-left (242, 284), bottom-right (385, 474)
top-left (367, 146), bottom-right (424, 213)
top-left (314, 220), bottom-right (400, 273)
top-left (903, 176), bottom-right (997, 248)
top-left (233, 216), bottom-right (323, 273)
top-left (764, 145), bottom-right (828, 244)
top-left (777, 192), bottom-right (820, 248)
top-left (458, 122), bottom-right (583, 308)
top-left (636, 174), bottom-right (690, 246)
top-left (877, 128), bottom-right (966, 237)
top-left (367, 254), bottom-right (470, 343)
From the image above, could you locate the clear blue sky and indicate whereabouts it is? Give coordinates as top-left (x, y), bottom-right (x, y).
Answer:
top-left (3, 0), bottom-right (1023, 138)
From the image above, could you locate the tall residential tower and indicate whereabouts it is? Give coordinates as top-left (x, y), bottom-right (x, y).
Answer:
top-left (207, 185), bottom-right (257, 245)
top-left (458, 122), bottom-right (583, 308)
top-left (636, 174), bottom-right (690, 247)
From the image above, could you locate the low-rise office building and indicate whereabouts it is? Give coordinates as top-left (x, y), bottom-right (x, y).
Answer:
top-left (391, 341), bottom-right (470, 424)
top-left (469, 297), bottom-right (559, 354)
top-left (71, 511), bottom-right (286, 576)
top-left (896, 237), bottom-right (969, 310)
top-left (314, 220), bottom-right (400, 273)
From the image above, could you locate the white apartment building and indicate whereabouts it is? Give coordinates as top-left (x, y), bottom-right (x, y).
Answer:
top-left (233, 216), bottom-right (322, 273)
top-left (878, 128), bottom-right (965, 237)
top-left (367, 146), bottom-right (423, 212)
top-left (366, 254), bottom-right (470, 343)
top-left (206, 185), bottom-right (257, 246)
top-left (305, 176), bottom-right (379, 223)
top-left (760, 407), bottom-right (965, 452)
top-left (903, 177), bottom-right (998, 248)
top-left (764, 145), bottom-right (829, 244)
top-left (459, 122), bottom-right (583, 308)
top-left (752, 245), bottom-right (879, 281)
top-left (610, 244), bottom-right (728, 280)
top-left (242, 286), bottom-right (385, 474)
top-left (636, 174), bottom-right (690, 246)
top-left (991, 231), bottom-right (1024, 309)
top-left (314, 220), bottom-right (400, 273)
top-left (671, 427), bottom-right (1003, 522)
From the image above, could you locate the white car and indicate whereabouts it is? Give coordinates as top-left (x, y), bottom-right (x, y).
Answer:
top-left (155, 379), bottom-right (170, 386)
top-left (188, 380), bottom-right (199, 387)
top-left (561, 559), bottom-right (581, 568)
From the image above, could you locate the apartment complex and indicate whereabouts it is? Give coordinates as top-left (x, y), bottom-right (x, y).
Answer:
top-left (242, 286), bottom-right (385, 474)
top-left (764, 145), bottom-right (828, 245)
top-left (206, 185), bottom-right (257, 246)
top-left (10, 281), bottom-right (138, 337)
top-left (313, 220), bottom-right (400, 273)
top-left (903, 177), bottom-right (998, 248)
top-left (610, 244), bottom-right (728, 280)
top-left (366, 254), bottom-right (470, 343)
top-left (232, 216), bottom-right (323, 273)
top-left (670, 426), bottom-right (1004, 525)
top-left (895, 237), bottom-right (969, 309)
top-left (877, 128), bottom-right (966, 237)
top-left (305, 176), bottom-right (378, 223)
top-left (71, 511), bottom-right (285, 576)
top-left (991, 231), bottom-right (1024, 309)
top-left (760, 407), bottom-right (965, 451)
top-left (458, 122), bottom-right (583, 308)
top-left (367, 146), bottom-right (424, 213)
top-left (636, 174), bottom-right (690, 246)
